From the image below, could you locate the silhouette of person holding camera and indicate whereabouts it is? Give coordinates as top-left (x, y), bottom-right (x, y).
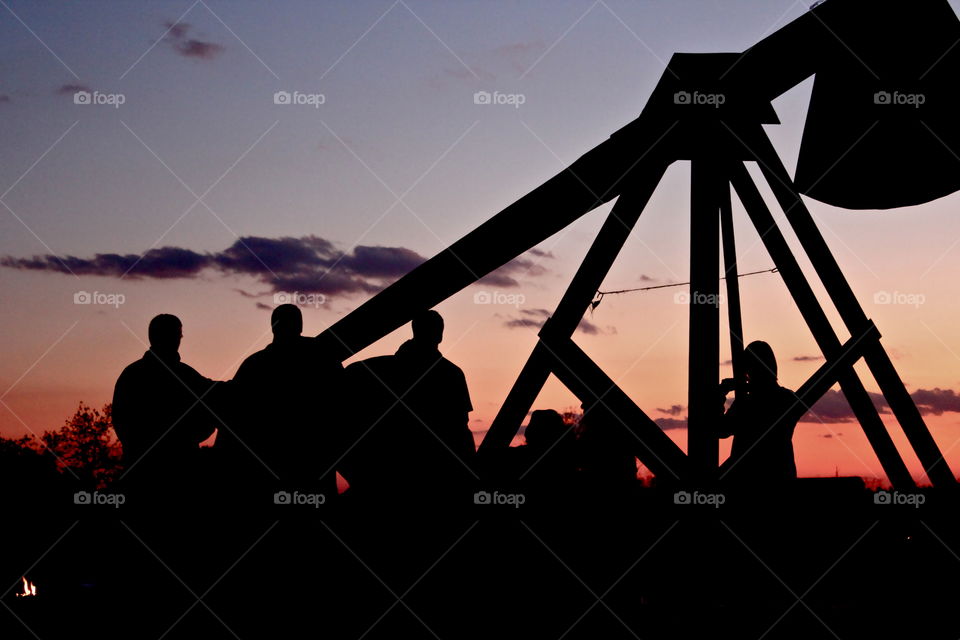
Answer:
top-left (718, 340), bottom-right (799, 485)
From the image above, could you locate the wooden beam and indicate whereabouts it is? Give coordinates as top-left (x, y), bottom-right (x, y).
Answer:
top-left (720, 178), bottom-right (745, 388)
top-left (318, 127), bottom-right (673, 361)
top-left (790, 322), bottom-right (881, 422)
top-left (688, 159), bottom-right (722, 480)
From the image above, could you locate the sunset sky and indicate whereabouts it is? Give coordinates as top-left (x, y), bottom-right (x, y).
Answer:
top-left (3, 0), bottom-right (960, 484)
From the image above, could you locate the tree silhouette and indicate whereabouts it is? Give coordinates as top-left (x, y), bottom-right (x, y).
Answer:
top-left (39, 402), bottom-right (123, 489)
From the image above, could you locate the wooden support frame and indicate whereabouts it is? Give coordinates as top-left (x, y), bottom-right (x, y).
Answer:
top-left (319, 0), bottom-right (958, 490)
top-left (475, 148), bottom-right (948, 489)
top-left (542, 328), bottom-right (688, 480)
top-left (479, 162), bottom-right (669, 452)
top-left (748, 134), bottom-right (956, 486)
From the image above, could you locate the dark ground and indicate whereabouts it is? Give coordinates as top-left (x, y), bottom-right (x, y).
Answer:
top-left (2, 479), bottom-right (957, 639)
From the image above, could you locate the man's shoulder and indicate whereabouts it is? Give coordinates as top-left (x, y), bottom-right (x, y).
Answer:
top-left (116, 354), bottom-right (203, 388)
top-left (240, 347), bottom-right (272, 369)
top-left (175, 360), bottom-right (206, 377)
top-left (344, 356), bottom-right (398, 392)
top-left (777, 385), bottom-right (799, 400)
top-left (436, 356), bottom-right (466, 379)
top-left (119, 357), bottom-right (145, 375)
top-left (773, 386), bottom-right (801, 419)
top-left (117, 353), bottom-right (154, 379)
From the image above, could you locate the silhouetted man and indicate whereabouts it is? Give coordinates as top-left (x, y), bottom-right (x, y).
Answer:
top-left (576, 400), bottom-right (638, 492)
top-left (718, 340), bottom-right (800, 485)
top-left (216, 304), bottom-right (343, 499)
top-left (342, 310), bottom-right (475, 499)
top-left (496, 409), bottom-right (577, 495)
top-left (113, 314), bottom-right (219, 494)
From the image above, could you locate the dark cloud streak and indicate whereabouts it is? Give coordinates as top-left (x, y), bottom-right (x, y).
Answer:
top-left (2, 236), bottom-right (550, 302)
top-left (57, 84), bottom-right (89, 95)
top-left (501, 307), bottom-right (608, 336)
top-left (477, 252), bottom-right (552, 288)
top-left (162, 21), bottom-right (224, 60)
top-left (655, 417), bottom-right (687, 430)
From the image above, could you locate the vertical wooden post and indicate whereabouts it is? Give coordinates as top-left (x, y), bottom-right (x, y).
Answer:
top-left (719, 176), bottom-right (745, 388)
top-left (688, 159), bottom-right (721, 481)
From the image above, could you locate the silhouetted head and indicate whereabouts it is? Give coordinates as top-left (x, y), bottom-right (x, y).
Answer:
top-left (271, 304), bottom-right (303, 342)
top-left (578, 399), bottom-right (610, 422)
top-left (412, 310), bottom-right (443, 346)
top-left (743, 340), bottom-right (778, 388)
top-left (525, 409), bottom-right (569, 448)
top-left (148, 314), bottom-right (182, 354)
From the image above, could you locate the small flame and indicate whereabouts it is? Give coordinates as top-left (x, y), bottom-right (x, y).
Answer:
top-left (16, 577), bottom-right (36, 597)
